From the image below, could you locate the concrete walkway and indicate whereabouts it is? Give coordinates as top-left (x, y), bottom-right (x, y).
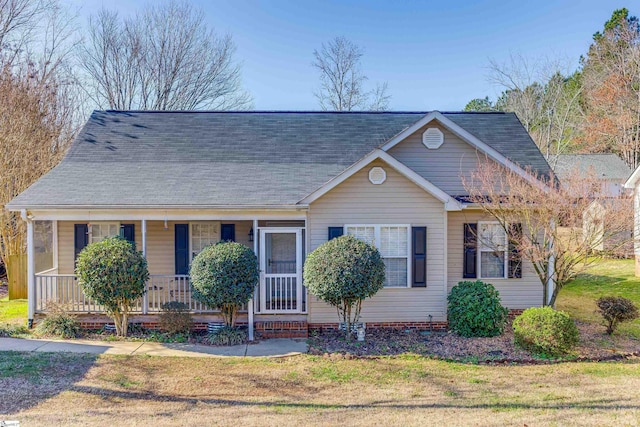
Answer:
top-left (0, 337), bottom-right (308, 358)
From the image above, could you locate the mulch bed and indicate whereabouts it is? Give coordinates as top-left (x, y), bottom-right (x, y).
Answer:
top-left (308, 320), bottom-right (640, 364)
top-left (0, 282), bottom-right (8, 299)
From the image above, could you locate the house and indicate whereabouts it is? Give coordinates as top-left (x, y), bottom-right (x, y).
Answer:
top-left (624, 165), bottom-right (640, 275)
top-left (553, 153), bottom-right (632, 197)
top-left (7, 110), bottom-right (553, 339)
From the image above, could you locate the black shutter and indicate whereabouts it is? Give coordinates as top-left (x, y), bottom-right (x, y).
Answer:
top-left (412, 226), bottom-right (427, 287)
top-left (74, 224), bottom-right (88, 260)
top-left (508, 223), bottom-right (523, 279)
top-left (463, 223), bottom-right (477, 279)
top-left (328, 227), bottom-right (344, 240)
top-left (120, 224), bottom-right (135, 248)
top-left (175, 224), bottom-right (190, 275)
top-left (221, 224), bottom-right (236, 242)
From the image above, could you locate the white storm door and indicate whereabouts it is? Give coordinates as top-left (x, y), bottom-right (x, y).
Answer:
top-left (259, 228), bottom-right (302, 313)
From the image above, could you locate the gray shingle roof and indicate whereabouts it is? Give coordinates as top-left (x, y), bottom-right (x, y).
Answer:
top-left (8, 111), bottom-right (552, 209)
top-left (553, 154), bottom-right (632, 181)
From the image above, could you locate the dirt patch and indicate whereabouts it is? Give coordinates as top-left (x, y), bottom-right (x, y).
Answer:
top-left (308, 320), bottom-right (640, 362)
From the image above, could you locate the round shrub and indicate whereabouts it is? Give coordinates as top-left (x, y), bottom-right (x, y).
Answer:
top-left (513, 307), bottom-right (579, 356)
top-left (304, 235), bottom-right (385, 339)
top-left (190, 242), bottom-right (258, 327)
top-left (596, 296), bottom-right (639, 335)
top-left (447, 280), bottom-right (508, 337)
top-left (76, 236), bottom-right (149, 336)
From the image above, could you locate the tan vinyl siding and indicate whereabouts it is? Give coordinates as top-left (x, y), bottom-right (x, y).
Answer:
top-left (57, 220), bottom-right (252, 276)
top-left (447, 211), bottom-right (543, 309)
top-left (388, 123), bottom-right (486, 195)
top-left (308, 159), bottom-right (447, 323)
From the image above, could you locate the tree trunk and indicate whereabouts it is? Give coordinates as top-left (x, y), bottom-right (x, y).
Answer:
top-left (345, 304), bottom-right (352, 341)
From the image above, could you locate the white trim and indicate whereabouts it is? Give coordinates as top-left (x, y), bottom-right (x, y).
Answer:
top-left (141, 219), bottom-right (148, 315)
top-left (443, 207), bottom-right (448, 301)
top-left (344, 224), bottom-right (412, 288)
top-left (624, 166), bottom-right (640, 188)
top-left (27, 210), bottom-right (306, 221)
top-left (299, 149), bottom-right (463, 210)
top-left (52, 220), bottom-right (58, 272)
top-left (26, 215), bottom-right (35, 323)
top-left (259, 227), bottom-right (304, 313)
top-left (249, 218), bottom-right (258, 341)
top-left (477, 221), bottom-right (508, 279)
top-left (6, 204), bottom-right (308, 212)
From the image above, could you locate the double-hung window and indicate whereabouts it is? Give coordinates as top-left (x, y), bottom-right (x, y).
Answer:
top-left (477, 221), bottom-right (508, 279)
top-left (345, 225), bottom-right (410, 288)
top-left (90, 222), bottom-right (120, 244)
top-left (190, 222), bottom-right (219, 260)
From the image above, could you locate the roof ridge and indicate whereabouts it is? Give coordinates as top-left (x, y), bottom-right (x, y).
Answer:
top-left (98, 110), bottom-right (507, 115)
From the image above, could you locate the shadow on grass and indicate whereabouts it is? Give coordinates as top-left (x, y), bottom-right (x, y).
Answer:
top-left (0, 351), bottom-right (98, 415)
top-left (67, 384), bottom-right (640, 412)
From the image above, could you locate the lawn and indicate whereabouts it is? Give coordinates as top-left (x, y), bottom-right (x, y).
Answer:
top-left (557, 259), bottom-right (640, 338)
top-left (0, 296), bottom-right (27, 325)
top-left (0, 351), bottom-right (639, 426)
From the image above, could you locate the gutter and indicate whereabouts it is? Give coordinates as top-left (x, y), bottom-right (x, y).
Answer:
top-left (5, 204), bottom-right (310, 212)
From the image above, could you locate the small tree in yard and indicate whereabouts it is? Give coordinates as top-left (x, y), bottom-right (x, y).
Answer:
top-left (304, 235), bottom-right (385, 340)
top-left (190, 242), bottom-right (258, 327)
top-left (463, 159), bottom-right (633, 307)
top-left (596, 296), bottom-right (639, 335)
top-left (76, 237), bottom-right (149, 336)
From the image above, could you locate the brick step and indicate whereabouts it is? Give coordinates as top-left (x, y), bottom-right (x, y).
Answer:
top-left (255, 320), bottom-right (308, 339)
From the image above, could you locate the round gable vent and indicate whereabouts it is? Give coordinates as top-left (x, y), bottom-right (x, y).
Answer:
top-left (369, 166), bottom-right (386, 185)
top-left (422, 127), bottom-right (444, 149)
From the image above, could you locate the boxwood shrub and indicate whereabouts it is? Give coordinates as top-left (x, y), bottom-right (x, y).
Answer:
top-left (447, 280), bottom-right (508, 337)
top-left (190, 242), bottom-right (258, 327)
top-left (304, 235), bottom-right (385, 340)
top-left (512, 307), bottom-right (579, 356)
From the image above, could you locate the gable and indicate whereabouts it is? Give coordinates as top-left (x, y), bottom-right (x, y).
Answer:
top-left (309, 159), bottom-right (446, 211)
top-left (388, 122), bottom-right (491, 196)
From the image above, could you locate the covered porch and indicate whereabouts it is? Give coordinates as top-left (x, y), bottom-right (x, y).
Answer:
top-left (26, 210), bottom-right (309, 339)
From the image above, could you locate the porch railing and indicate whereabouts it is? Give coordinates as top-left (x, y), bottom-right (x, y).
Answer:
top-left (34, 274), bottom-right (248, 314)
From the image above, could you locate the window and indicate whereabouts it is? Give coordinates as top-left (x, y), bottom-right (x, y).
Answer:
top-left (345, 225), bottom-right (410, 288)
top-left (191, 222), bottom-right (219, 259)
top-left (478, 222), bottom-right (507, 278)
top-left (90, 222), bottom-right (120, 244)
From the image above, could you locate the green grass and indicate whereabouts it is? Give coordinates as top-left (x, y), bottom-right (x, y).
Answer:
top-left (557, 259), bottom-right (640, 337)
top-left (0, 297), bottom-right (28, 324)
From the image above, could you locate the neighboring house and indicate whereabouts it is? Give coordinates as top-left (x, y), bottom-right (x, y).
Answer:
top-left (553, 153), bottom-right (632, 197)
top-left (624, 166), bottom-right (640, 275)
top-left (7, 110), bottom-right (553, 339)
top-left (554, 154), bottom-right (634, 258)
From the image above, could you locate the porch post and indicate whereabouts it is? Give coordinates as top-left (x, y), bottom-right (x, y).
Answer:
top-left (248, 218), bottom-right (258, 341)
top-left (142, 219), bottom-right (148, 314)
top-left (25, 211), bottom-right (36, 327)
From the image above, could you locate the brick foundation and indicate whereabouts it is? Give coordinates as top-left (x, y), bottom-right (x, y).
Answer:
top-left (308, 321), bottom-right (448, 333)
top-left (255, 321), bottom-right (308, 338)
top-left (37, 308), bottom-right (530, 336)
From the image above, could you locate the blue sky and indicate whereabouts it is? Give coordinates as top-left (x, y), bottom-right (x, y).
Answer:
top-left (70, 0), bottom-right (631, 110)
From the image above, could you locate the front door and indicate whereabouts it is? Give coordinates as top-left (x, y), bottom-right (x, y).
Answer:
top-left (259, 228), bottom-right (302, 313)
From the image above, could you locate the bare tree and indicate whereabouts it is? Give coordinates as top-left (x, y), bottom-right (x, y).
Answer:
top-left (488, 54), bottom-right (584, 163)
top-left (312, 36), bottom-right (390, 111)
top-left (463, 159), bottom-right (633, 306)
top-left (0, 0), bottom-right (79, 287)
top-left (78, 1), bottom-right (251, 111)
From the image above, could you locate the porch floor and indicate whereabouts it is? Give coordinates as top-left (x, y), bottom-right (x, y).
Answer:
top-left (0, 337), bottom-right (308, 358)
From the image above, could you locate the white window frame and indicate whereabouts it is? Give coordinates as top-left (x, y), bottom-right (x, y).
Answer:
top-left (89, 222), bottom-right (121, 244)
top-left (477, 221), bottom-right (508, 279)
top-left (344, 224), bottom-right (412, 288)
top-left (189, 221), bottom-right (220, 261)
